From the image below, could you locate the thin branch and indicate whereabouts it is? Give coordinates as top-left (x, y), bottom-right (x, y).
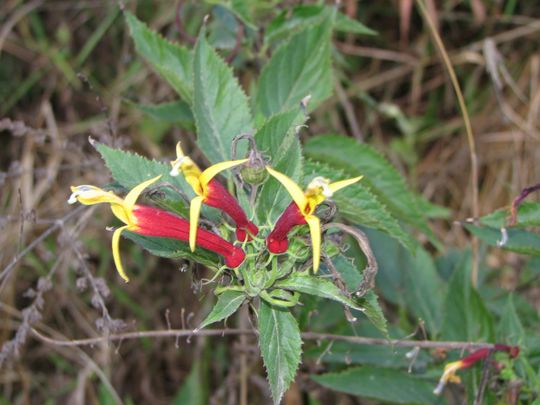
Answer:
top-left (508, 181), bottom-right (540, 226)
top-left (416, 0), bottom-right (479, 287)
top-left (31, 327), bottom-right (497, 351)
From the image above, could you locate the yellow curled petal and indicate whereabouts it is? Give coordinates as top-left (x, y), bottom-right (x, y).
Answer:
top-left (199, 159), bottom-right (248, 188)
top-left (305, 215), bottom-right (321, 273)
top-left (189, 196), bottom-right (204, 252)
top-left (328, 176), bottom-right (363, 194)
top-left (69, 185), bottom-right (123, 206)
top-left (266, 166), bottom-right (308, 213)
top-left (112, 225), bottom-right (130, 283)
top-left (124, 175), bottom-right (162, 212)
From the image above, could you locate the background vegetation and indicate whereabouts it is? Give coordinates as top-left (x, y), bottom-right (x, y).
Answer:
top-left (1, 0), bottom-right (539, 404)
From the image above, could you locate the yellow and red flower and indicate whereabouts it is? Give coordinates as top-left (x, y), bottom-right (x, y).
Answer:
top-left (433, 344), bottom-right (519, 395)
top-left (170, 142), bottom-right (259, 251)
top-left (265, 167), bottom-right (362, 272)
top-left (68, 176), bottom-right (245, 282)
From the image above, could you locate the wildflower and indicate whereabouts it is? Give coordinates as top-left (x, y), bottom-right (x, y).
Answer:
top-left (169, 142), bottom-right (259, 251)
top-left (433, 344), bottom-right (519, 395)
top-left (266, 167), bottom-right (362, 272)
top-left (69, 176), bottom-right (245, 282)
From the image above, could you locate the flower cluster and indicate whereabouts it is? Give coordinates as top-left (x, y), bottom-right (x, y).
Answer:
top-left (433, 344), bottom-right (520, 395)
top-left (69, 142), bottom-right (361, 283)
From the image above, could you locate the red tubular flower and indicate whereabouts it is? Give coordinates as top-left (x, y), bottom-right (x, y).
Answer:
top-left (69, 177), bottom-right (245, 282)
top-left (434, 344), bottom-right (520, 395)
top-left (266, 202), bottom-right (307, 254)
top-left (169, 142), bottom-right (259, 250)
top-left (203, 179), bottom-right (259, 242)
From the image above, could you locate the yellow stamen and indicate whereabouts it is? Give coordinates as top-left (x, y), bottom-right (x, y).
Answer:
top-left (189, 196), bottom-right (204, 252)
top-left (305, 215), bottom-right (321, 272)
top-left (434, 360), bottom-right (464, 395)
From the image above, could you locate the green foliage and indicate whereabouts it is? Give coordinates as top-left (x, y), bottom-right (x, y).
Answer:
top-left (256, 10), bottom-right (334, 119)
top-left (172, 360), bottom-right (207, 405)
top-left (125, 12), bottom-right (193, 102)
top-left (199, 290), bottom-right (246, 329)
top-left (305, 135), bottom-right (439, 245)
top-left (480, 202), bottom-right (540, 228)
top-left (465, 224), bottom-right (540, 256)
top-left (192, 28), bottom-right (253, 164)
top-left (274, 271), bottom-right (363, 311)
top-left (259, 301), bottom-right (302, 405)
top-left (133, 100), bottom-right (194, 130)
top-left (312, 367), bottom-right (440, 404)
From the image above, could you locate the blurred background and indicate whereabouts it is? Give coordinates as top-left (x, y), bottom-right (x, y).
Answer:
top-left (1, 0), bottom-right (539, 404)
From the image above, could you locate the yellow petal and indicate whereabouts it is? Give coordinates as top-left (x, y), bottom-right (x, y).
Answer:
top-left (266, 166), bottom-right (308, 212)
top-left (328, 175), bottom-right (363, 194)
top-left (200, 159), bottom-right (248, 187)
top-left (189, 196), bottom-right (204, 252)
top-left (112, 225), bottom-right (130, 283)
top-left (69, 185), bottom-right (123, 206)
top-left (305, 215), bottom-right (321, 273)
top-left (124, 175), bottom-right (162, 212)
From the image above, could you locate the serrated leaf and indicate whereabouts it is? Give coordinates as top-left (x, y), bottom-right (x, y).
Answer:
top-left (441, 253), bottom-right (494, 341)
top-left (465, 224), bottom-right (540, 257)
top-left (255, 109), bottom-right (304, 223)
top-left (358, 291), bottom-right (388, 337)
top-left (125, 12), bottom-right (193, 102)
top-left (199, 290), bottom-right (245, 329)
top-left (94, 142), bottom-right (192, 215)
top-left (259, 301), bottom-right (302, 405)
top-left (312, 367), bottom-right (439, 404)
top-left (125, 232), bottom-right (219, 269)
top-left (304, 135), bottom-right (436, 243)
top-left (274, 271), bottom-right (364, 311)
top-left (304, 159), bottom-right (415, 253)
top-left (480, 202), bottom-right (540, 228)
top-left (257, 11), bottom-right (334, 118)
top-left (192, 29), bottom-right (254, 164)
top-left (133, 100), bottom-right (194, 129)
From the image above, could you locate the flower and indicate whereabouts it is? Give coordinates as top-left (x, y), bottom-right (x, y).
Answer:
top-left (169, 142), bottom-right (259, 251)
top-left (433, 344), bottom-right (520, 395)
top-left (265, 167), bottom-right (362, 272)
top-left (69, 176), bottom-right (245, 282)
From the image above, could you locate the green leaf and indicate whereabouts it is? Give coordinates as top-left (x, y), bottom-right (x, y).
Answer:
top-left (93, 141), bottom-right (192, 216)
top-left (125, 232), bottom-right (220, 269)
top-left (199, 290), bottom-right (245, 329)
top-left (363, 228), bottom-right (445, 336)
top-left (274, 271), bottom-right (364, 311)
top-left (480, 202), bottom-right (540, 228)
top-left (172, 361), bottom-right (206, 405)
top-left (328, 254), bottom-right (363, 293)
top-left (192, 28), bottom-right (254, 164)
top-left (257, 10), bottom-right (334, 118)
top-left (304, 159), bottom-right (416, 252)
top-left (304, 135), bottom-right (435, 240)
top-left (497, 294), bottom-right (525, 346)
top-left (358, 291), bottom-right (388, 337)
top-left (334, 12), bottom-right (377, 35)
top-left (465, 224), bottom-right (540, 256)
top-left (259, 301), bottom-right (302, 405)
top-left (125, 12), bottom-right (193, 102)
top-left (133, 100), bottom-right (194, 129)
top-left (441, 254), bottom-right (494, 341)
top-left (255, 109), bottom-right (304, 223)
top-left (312, 367), bottom-right (440, 404)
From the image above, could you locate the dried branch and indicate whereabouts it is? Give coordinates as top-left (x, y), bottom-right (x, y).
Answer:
top-left (322, 223), bottom-right (378, 298)
top-left (31, 326), bottom-right (498, 351)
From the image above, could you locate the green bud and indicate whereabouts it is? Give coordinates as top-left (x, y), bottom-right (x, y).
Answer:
top-left (240, 165), bottom-right (268, 185)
